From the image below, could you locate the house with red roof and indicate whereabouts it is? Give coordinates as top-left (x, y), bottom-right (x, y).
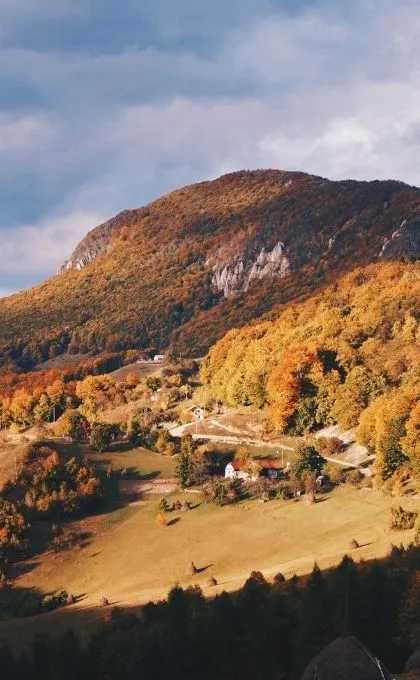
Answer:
top-left (225, 458), bottom-right (286, 481)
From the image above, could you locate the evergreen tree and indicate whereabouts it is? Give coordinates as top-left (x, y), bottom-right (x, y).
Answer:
top-left (175, 434), bottom-right (195, 487)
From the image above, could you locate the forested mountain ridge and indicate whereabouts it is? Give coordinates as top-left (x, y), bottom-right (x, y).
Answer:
top-left (0, 169), bottom-right (419, 370)
top-left (201, 261), bottom-right (420, 484)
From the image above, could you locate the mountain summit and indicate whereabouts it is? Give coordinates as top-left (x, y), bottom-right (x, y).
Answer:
top-left (0, 169), bottom-right (419, 369)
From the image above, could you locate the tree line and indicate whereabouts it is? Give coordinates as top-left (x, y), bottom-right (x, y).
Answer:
top-left (1, 546), bottom-right (420, 679)
top-left (201, 262), bottom-right (420, 487)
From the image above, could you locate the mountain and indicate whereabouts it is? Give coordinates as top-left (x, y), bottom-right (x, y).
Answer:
top-left (0, 169), bottom-right (419, 370)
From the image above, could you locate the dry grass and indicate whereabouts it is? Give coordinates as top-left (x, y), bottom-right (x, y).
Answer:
top-left (110, 362), bottom-right (164, 383)
top-left (0, 441), bottom-right (29, 490)
top-left (0, 483), bottom-right (417, 650)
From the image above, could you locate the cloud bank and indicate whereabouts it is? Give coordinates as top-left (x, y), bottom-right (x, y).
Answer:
top-left (1, 0), bottom-right (420, 291)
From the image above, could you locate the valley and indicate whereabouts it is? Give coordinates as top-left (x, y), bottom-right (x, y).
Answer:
top-left (0, 432), bottom-right (417, 652)
top-left (0, 170), bottom-right (418, 678)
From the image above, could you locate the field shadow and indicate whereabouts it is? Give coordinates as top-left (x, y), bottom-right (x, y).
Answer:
top-left (139, 471), bottom-right (160, 481)
top-left (73, 593), bottom-right (88, 603)
top-left (167, 518), bottom-right (180, 526)
top-left (197, 563), bottom-right (213, 574)
top-left (10, 559), bottom-right (41, 580)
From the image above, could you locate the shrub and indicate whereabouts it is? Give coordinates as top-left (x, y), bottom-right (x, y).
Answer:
top-left (158, 498), bottom-right (169, 513)
top-left (316, 437), bottom-right (343, 456)
top-left (155, 512), bottom-right (167, 528)
top-left (275, 483), bottom-right (292, 500)
top-left (323, 462), bottom-right (345, 485)
top-left (389, 506), bottom-right (418, 531)
top-left (42, 590), bottom-right (68, 612)
top-left (346, 469), bottom-right (364, 488)
top-left (155, 428), bottom-right (174, 455)
top-left (203, 479), bottom-right (242, 506)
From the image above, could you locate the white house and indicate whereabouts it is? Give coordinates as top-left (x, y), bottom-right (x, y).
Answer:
top-left (225, 461), bottom-right (256, 481)
top-left (153, 354), bottom-right (165, 362)
top-left (225, 459), bottom-right (285, 482)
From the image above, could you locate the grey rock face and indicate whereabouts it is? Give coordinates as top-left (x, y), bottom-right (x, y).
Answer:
top-left (379, 215), bottom-right (420, 260)
top-left (57, 210), bottom-right (136, 274)
top-left (211, 241), bottom-right (291, 297)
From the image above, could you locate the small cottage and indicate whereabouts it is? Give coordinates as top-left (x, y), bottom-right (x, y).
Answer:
top-left (225, 459), bottom-right (285, 482)
top-left (153, 354), bottom-right (165, 362)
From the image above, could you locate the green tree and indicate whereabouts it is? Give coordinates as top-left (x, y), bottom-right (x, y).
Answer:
top-left (176, 434), bottom-right (195, 488)
top-left (291, 444), bottom-right (325, 480)
top-left (146, 377), bottom-right (162, 393)
top-left (55, 410), bottom-right (91, 442)
top-left (89, 423), bottom-right (121, 453)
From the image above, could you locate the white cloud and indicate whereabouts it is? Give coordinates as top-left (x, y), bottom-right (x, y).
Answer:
top-left (1, 0), bottom-right (420, 292)
top-left (0, 211), bottom-right (106, 276)
top-left (0, 112), bottom-right (53, 157)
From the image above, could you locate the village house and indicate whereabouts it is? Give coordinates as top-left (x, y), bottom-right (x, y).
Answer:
top-left (225, 459), bottom-right (286, 482)
top-left (153, 354), bottom-right (165, 362)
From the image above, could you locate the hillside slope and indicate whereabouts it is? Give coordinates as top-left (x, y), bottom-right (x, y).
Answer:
top-left (201, 261), bottom-right (420, 482)
top-left (0, 170), bottom-right (419, 369)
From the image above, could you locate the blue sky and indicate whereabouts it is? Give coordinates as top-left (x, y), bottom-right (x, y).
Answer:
top-left (1, 0), bottom-right (419, 295)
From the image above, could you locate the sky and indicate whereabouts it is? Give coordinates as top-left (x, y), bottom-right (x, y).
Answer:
top-left (1, 0), bottom-right (420, 295)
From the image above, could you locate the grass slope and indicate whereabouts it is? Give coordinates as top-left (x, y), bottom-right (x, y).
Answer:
top-left (0, 450), bottom-right (416, 651)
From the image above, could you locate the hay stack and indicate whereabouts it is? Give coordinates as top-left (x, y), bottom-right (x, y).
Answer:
top-left (349, 538), bottom-right (359, 550)
top-left (305, 491), bottom-right (316, 505)
top-left (173, 499), bottom-right (182, 511)
top-left (186, 561), bottom-right (197, 577)
top-left (66, 593), bottom-right (75, 605)
top-left (300, 636), bottom-right (391, 680)
top-left (99, 596), bottom-right (109, 607)
top-left (181, 501), bottom-right (190, 512)
top-left (206, 576), bottom-right (217, 587)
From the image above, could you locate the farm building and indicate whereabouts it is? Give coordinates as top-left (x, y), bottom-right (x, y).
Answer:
top-left (225, 459), bottom-right (286, 482)
top-left (153, 354), bottom-right (165, 362)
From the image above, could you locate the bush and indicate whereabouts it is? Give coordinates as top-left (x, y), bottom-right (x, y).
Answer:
top-left (346, 469), bottom-right (364, 488)
top-left (203, 479), bottom-right (242, 506)
top-left (389, 506), bottom-right (418, 531)
top-left (275, 483), bottom-right (292, 500)
top-left (316, 437), bottom-right (343, 456)
top-left (42, 590), bottom-right (68, 612)
top-left (158, 498), bottom-right (169, 513)
top-left (323, 463), bottom-right (345, 485)
top-left (155, 512), bottom-right (167, 528)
